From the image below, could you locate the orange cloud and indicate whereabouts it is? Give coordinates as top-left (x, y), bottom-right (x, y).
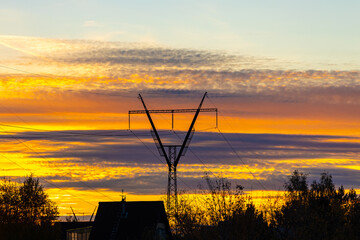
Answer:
top-left (0, 36), bottom-right (359, 217)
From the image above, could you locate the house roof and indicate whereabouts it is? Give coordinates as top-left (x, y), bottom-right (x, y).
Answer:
top-left (89, 201), bottom-right (171, 240)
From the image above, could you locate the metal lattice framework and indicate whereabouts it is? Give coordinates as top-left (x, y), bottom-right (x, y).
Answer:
top-left (129, 108), bottom-right (217, 130)
top-left (167, 146), bottom-right (177, 217)
top-left (129, 92), bottom-right (217, 218)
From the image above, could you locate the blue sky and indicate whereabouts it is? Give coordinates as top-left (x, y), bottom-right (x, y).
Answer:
top-left (1, 0), bottom-right (359, 69)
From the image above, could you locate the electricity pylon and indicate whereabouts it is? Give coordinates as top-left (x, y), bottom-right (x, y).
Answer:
top-left (129, 92), bottom-right (217, 217)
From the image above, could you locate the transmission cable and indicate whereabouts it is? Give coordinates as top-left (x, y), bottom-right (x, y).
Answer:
top-left (172, 129), bottom-right (219, 179)
top-left (206, 94), bottom-right (268, 191)
top-left (0, 123), bottom-right (186, 138)
top-left (143, 100), bottom-right (220, 181)
top-left (0, 152), bottom-right (97, 207)
top-left (0, 125), bottom-right (116, 201)
top-left (129, 130), bottom-right (194, 191)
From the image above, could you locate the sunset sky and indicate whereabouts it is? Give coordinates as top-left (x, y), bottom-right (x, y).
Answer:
top-left (1, 0), bottom-right (360, 216)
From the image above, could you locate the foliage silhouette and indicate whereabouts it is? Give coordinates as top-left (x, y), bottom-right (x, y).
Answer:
top-left (0, 175), bottom-right (60, 240)
top-left (172, 171), bottom-right (360, 240)
top-left (272, 170), bottom-right (360, 240)
top-left (173, 175), bottom-right (270, 240)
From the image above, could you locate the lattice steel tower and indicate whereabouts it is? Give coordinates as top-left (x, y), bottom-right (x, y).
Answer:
top-left (129, 92), bottom-right (217, 217)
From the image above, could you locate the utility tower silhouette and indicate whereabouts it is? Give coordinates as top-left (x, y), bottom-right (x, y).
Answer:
top-left (129, 92), bottom-right (217, 217)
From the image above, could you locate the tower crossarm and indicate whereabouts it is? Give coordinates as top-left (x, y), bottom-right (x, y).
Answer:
top-left (129, 108), bottom-right (217, 114)
top-left (128, 108), bottom-right (217, 130)
top-left (130, 92), bottom-right (217, 225)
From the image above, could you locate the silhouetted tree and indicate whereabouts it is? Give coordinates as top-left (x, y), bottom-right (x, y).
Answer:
top-left (174, 175), bottom-right (270, 240)
top-left (202, 175), bottom-right (245, 226)
top-left (219, 202), bottom-right (272, 240)
top-left (273, 170), bottom-right (360, 240)
top-left (284, 170), bottom-right (308, 195)
top-left (175, 194), bottom-right (205, 238)
top-left (345, 189), bottom-right (360, 239)
top-left (0, 175), bottom-right (59, 240)
top-left (172, 171), bottom-right (360, 240)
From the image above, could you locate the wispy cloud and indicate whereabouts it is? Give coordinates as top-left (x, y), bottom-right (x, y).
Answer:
top-left (1, 36), bottom-right (359, 103)
top-left (0, 35), bottom-right (359, 199)
top-left (0, 130), bottom-right (359, 191)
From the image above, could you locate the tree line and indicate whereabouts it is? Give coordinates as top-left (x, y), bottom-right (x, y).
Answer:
top-left (172, 171), bottom-right (360, 240)
top-left (0, 175), bottom-right (59, 240)
top-left (0, 172), bottom-right (359, 239)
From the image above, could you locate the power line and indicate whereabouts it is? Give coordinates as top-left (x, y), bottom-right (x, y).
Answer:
top-left (0, 152), bottom-right (97, 207)
top-left (0, 60), bottom-right (203, 201)
top-left (143, 100), bottom-right (220, 180)
top-left (0, 64), bottom-right (136, 201)
top-left (0, 119), bottom-right (218, 192)
top-left (0, 123), bottom-right (129, 136)
top-left (0, 122), bottom-right (217, 139)
top-left (0, 125), bottom-right (116, 201)
top-left (0, 64), bottom-right (53, 77)
top-left (0, 63), bottom-right (267, 195)
top-left (129, 130), bottom-right (165, 165)
top-left (130, 130), bottom-right (194, 191)
top-left (216, 128), bottom-right (268, 190)
top-left (0, 90), bottom-right (103, 205)
top-left (206, 94), bottom-right (268, 191)
top-left (172, 129), bottom-right (219, 180)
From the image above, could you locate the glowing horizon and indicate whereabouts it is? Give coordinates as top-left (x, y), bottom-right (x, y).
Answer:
top-left (0, 31), bottom-right (359, 216)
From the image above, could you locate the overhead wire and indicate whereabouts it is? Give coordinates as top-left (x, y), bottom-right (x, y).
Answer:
top-left (146, 96), bottom-right (232, 185)
top-left (206, 95), bottom-right (288, 191)
top-left (172, 129), bottom-right (220, 179)
top-left (0, 63), bottom-right (136, 201)
top-left (0, 57), bottom-right (203, 204)
top-left (0, 123), bottom-right (189, 137)
top-left (0, 122), bottom-right (213, 194)
top-left (0, 152), bottom-right (97, 207)
top-left (0, 64), bottom-right (52, 77)
top-left (138, 99), bottom-right (220, 189)
top-left (129, 130), bottom-right (194, 192)
top-left (1, 63), bottom-right (265, 196)
top-left (216, 128), bottom-right (268, 190)
top-left (206, 94), bottom-right (269, 191)
top-left (0, 123), bottom-right (128, 136)
top-left (0, 125), bottom-right (116, 202)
